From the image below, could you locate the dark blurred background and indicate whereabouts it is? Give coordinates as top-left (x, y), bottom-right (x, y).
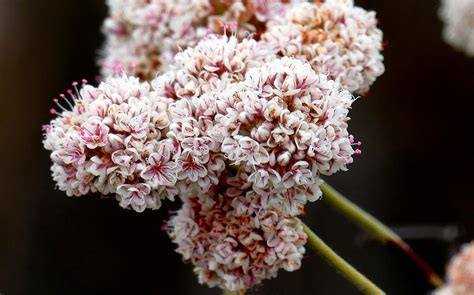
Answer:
top-left (1, 0), bottom-right (473, 294)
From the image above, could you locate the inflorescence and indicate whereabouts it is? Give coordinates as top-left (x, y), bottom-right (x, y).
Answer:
top-left (44, 0), bottom-right (384, 292)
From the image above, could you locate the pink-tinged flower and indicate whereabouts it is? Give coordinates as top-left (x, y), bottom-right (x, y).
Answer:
top-left (435, 242), bottom-right (474, 295)
top-left (177, 152), bottom-right (208, 183)
top-left (261, 0), bottom-right (385, 94)
top-left (141, 152), bottom-right (177, 188)
top-left (116, 183), bottom-right (151, 212)
top-left (248, 166), bottom-right (281, 189)
top-left (168, 187), bottom-right (307, 292)
top-left (181, 137), bottom-right (213, 164)
top-left (80, 116), bottom-right (110, 149)
top-left (236, 136), bottom-right (270, 165)
top-left (111, 148), bottom-right (140, 174)
top-left (87, 155), bottom-right (113, 183)
top-left (281, 161), bottom-right (313, 189)
top-left (51, 164), bottom-right (81, 197)
top-left (51, 134), bottom-right (86, 166)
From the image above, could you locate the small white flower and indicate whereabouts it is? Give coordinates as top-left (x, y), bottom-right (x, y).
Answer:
top-left (177, 152), bottom-right (208, 182)
top-left (80, 117), bottom-right (110, 149)
top-left (141, 152), bottom-right (177, 187)
top-left (116, 183), bottom-right (151, 212)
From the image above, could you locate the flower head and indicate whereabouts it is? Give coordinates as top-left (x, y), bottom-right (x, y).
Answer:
top-left (168, 180), bottom-right (307, 292)
top-left (211, 57), bottom-right (358, 210)
top-left (43, 76), bottom-right (178, 211)
top-left (261, 0), bottom-right (385, 94)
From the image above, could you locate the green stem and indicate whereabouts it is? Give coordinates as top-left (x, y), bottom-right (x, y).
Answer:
top-left (223, 290), bottom-right (239, 295)
top-left (302, 222), bottom-right (385, 294)
top-left (320, 182), bottom-right (443, 288)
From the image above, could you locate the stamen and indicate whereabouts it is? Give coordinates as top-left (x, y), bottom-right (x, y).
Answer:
top-left (53, 99), bottom-right (68, 112)
top-left (59, 93), bottom-right (74, 109)
top-left (72, 82), bottom-right (82, 100)
top-left (66, 89), bottom-right (77, 100)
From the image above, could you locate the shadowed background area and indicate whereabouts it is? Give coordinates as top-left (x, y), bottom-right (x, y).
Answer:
top-left (0, 0), bottom-right (473, 294)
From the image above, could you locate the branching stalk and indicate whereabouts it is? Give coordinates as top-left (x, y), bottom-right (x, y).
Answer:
top-left (320, 182), bottom-right (443, 288)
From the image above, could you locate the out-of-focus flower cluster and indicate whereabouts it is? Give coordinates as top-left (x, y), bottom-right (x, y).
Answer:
top-left (435, 242), bottom-right (474, 295)
top-left (261, 0), bottom-right (384, 94)
top-left (439, 0), bottom-right (474, 56)
top-left (45, 0), bottom-right (385, 292)
top-left (100, 0), bottom-right (302, 80)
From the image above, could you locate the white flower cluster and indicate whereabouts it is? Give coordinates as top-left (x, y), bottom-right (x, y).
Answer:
top-left (168, 176), bottom-right (307, 292)
top-left (434, 242), bottom-right (474, 295)
top-left (261, 0), bottom-right (385, 94)
top-left (100, 0), bottom-right (302, 80)
top-left (43, 76), bottom-right (180, 212)
top-left (439, 0), bottom-right (474, 56)
top-left (216, 57), bottom-right (356, 214)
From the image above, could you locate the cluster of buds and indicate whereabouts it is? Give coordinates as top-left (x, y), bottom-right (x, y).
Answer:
top-left (44, 0), bottom-right (385, 292)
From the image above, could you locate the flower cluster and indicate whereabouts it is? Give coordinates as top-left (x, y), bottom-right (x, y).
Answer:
top-left (152, 35), bottom-right (357, 215)
top-left (168, 174), bottom-right (307, 291)
top-left (435, 242), bottom-right (474, 295)
top-left (439, 0), bottom-right (474, 56)
top-left (45, 0), bottom-right (381, 288)
top-left (214, 57), bottom-right (357, 215)
top-left (163, 37), bottom-right (358, 290)
top-left (100, 0), bottom-right (302, 80)
top-left (261, 0), bottom-right (385, 94)
top-left (147, 34), bottom-right (273, 197)
top-left (153, 34), bottom-right (275, 99)
top-left (43, 76), bottom-right (179, 212)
